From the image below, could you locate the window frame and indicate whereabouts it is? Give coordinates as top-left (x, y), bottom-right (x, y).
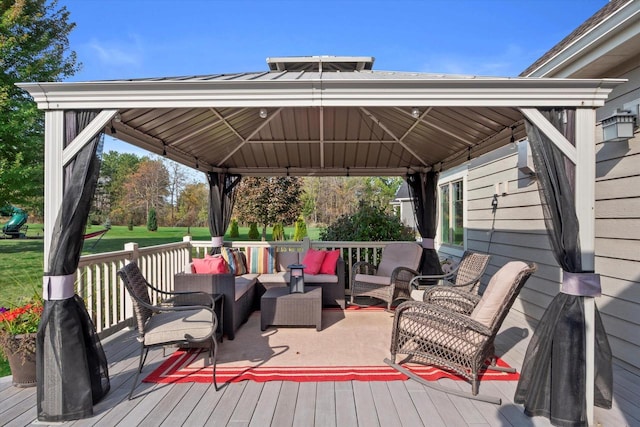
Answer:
top-left (436, 167), bottom-right (467, 258)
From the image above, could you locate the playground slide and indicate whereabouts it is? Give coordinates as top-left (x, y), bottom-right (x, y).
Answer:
top-left (1, 205), bottom-right (28, 237)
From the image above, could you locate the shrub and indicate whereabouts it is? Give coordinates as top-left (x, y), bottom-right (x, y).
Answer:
top-left (293, 216), bottom-right (308, 241)
top-left (147, 208), bottom-right (158, 232)
top-left (272, 222), bottom-right (284, 241)
top-left (127, 217), bottom-right (134, 231)
top-left (247, 222), bottom-right (260, 240)
top-left (229, 219), bottom-right (239, 237)
top-left (320, 201), bottom-right (415, 242)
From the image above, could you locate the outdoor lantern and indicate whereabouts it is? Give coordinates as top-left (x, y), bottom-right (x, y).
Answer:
top-left (602, 109), bottom-right (636, 142)
top-left (288, 264), bottom-right (305, 293)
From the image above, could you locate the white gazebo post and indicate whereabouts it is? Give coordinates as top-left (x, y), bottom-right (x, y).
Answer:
top-left (43, 111), bottom-right (65, 273)
top-left (521, 106), bottom-right (598, 425)
top-left (575, 108), bottom-right (597, 426)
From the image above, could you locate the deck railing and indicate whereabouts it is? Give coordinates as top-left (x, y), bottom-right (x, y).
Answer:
top-left (76, 237), bottom-right (393, 337)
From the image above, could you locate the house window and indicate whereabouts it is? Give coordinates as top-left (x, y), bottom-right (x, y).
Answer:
top-left (440, 179), bottom-right (464, 246)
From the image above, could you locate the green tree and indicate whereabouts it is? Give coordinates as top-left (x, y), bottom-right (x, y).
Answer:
top-left (272, 222), bottom-right (284, 241)
top-left (293, 216), bottom-right (307, 241)
top-left (234, 177), bottom-right (303, 240)
top-left (0, 0), bottom-right (79, 212)
top-left (247, 222), bottom-right (260, 240)
top-left (121, 158), bottom-right (169, 225)
top-left (229, 218), bottom-right (239, 238)
top-left (320, 201), bottom-right (415, 242)
top-left (175, 182), bottom-right (207, 229)
top-left (99, 151), bottom-right (142, 224)
top-left (147, 207), bottom-right (158, 231)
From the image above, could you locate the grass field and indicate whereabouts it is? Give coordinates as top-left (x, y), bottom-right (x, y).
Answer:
top-left (0, 223), bottom-right (321, 306)
top-left (0, 223), bottom-right (321, 375)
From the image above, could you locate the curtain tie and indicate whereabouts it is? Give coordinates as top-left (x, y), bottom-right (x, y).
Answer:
top-left (421, 238), bottom-right (434, 249)
top-left (561, 271), bottom-right (601, 297)
top-left (42, 274), bottom-right (75, 300)
top-left (211, 236), bottom-right (224, 247)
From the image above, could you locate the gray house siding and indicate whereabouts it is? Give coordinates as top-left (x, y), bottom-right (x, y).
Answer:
top-left (592, 62), bottom-right (640, 374)
top-left (465, 144), bottom-right (561, 328)
top-left (464, 69), bottom-right (640, 373)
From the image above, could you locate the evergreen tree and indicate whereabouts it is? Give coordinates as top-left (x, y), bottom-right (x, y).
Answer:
top-left (272, 222), bottom-right (284, 241)
top-left (293, 216), bottom-right (307, 241)
top-left (147, 207), bottom-right (158, 231)
top-left (247, 222), bottom-right (260, 240)
top-left (229, 218), bottom-right (239, 238)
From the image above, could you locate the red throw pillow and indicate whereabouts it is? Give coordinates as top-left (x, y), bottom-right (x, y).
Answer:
top-left (301, 248), bottom-right (326, 275)
top-left (319, 249), bottom-right (340, 275)
top-left (192, 256), bottom-right (230, 274)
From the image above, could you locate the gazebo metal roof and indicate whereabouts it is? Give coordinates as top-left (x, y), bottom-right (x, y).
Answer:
top-left (19, 55), bottom-right (622, 177)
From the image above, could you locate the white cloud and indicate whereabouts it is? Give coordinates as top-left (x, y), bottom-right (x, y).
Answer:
top-left (86, 35), bottom-right (144, 68)
top-left (419, 43), bottom-right (533, 77)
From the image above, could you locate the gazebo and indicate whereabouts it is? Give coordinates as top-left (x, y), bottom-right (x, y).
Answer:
top-left (19, 56), bottom-right (622, 424)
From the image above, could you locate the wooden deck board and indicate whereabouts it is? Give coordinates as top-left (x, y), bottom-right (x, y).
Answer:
top-left (314, 381), bottom-right (336, 427)
top-left (387, 380), bottom-right (427, 427)
top-left (204, 381), bottom-right (246, 426)
top-left (270, 381), bottom-right (298, 426)
top-left (183, 383), bottom-right (224, 425)
top-left (292, 382), bottom-right (317, 426)
top-left (229, 380), bottom-right (263, 426)
top-left (334, 380), bottom-right (358, 426)
top-left (370, 381), bottom-right (402, 426)
top-left (1, 314), bottom-right (637, 427)
top-left (404, 379), bottom-right (448, 427)
top-left (248, 381), bottom-right (281, 427)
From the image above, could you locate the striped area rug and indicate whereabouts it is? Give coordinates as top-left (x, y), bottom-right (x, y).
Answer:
top-left (143, 307), bottom-right (519, 384)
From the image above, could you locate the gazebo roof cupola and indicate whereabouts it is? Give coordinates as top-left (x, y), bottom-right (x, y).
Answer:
top-left (266, 55), bottom-right (375, 72)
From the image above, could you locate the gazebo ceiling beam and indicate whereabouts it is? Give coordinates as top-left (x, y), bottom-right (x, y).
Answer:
top-left (360, 107), bottom-right (430, 167)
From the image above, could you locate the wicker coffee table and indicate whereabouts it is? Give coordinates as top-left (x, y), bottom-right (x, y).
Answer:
top-left (261, 286), bottom-right (322, 331)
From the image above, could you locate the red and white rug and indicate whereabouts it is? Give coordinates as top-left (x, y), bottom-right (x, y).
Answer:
top-left (144, 348), bottom-right (518, 384)
top-left (143, 307), bottom-right (519, 384)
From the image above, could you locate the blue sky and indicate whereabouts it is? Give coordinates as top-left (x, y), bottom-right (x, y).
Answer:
top-left (57, 0), bottom-right (609, 158)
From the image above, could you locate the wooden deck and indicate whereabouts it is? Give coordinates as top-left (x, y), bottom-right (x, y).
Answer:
top-left (1, 310), bottom-right (637, 427)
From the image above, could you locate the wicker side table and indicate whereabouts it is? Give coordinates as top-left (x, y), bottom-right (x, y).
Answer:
top-left (260, 286), bottom-right (322, 331)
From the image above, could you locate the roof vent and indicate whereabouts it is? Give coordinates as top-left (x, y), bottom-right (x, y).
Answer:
top-left (266, 55), bottom-right (374, 72)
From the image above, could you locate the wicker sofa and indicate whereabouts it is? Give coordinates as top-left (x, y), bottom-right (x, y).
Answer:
top-left (174, 249), bottom-right (346, 340)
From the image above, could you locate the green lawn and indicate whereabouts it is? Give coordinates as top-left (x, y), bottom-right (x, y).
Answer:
top-left (1, 224), bottom-right (321, 307)
top-left (0, 223), bottom-right (321, 375)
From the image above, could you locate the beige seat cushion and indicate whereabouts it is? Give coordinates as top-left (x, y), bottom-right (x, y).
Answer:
top-left (470, 261), bottom-right (529, 328)
top-left (277, 251), bottom-right (301, 272)
top-left (144, 309), bottom-right (214, 346)
top-left (376, 242), bottom-right (422, 277)
top-left (257, 272), bottom-right (289, 285)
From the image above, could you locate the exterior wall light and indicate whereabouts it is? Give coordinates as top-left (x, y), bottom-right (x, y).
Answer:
top-left (411, 107), bottom-right (420, 118)
top-left (259, 108), bottom-right (268, 119)
top-left (602, 108), bottom-right (636, 142)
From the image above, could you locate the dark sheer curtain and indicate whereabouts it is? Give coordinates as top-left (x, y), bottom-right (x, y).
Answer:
top-left (207, 171), bottom-right (241, 254)
top-left (406, 171), bottom-right (443, 276)
top-left (514, 109), bottom-right (612, 427)
top-left (37, 111), bottom-right (110, 422)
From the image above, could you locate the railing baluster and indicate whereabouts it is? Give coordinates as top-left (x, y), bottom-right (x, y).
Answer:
top-left (78, 240), bottom-right (393, 338)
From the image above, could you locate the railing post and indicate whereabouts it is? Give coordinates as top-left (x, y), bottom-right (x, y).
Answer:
top-left (124, 242), bottom-right (140, 263)
top-left (302, 236), bottom-right (311, 252)
top-left (183, 235), bottom-right (193, 263)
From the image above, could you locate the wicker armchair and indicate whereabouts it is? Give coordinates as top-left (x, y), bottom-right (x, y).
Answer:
top-left (388, 261), bottom-right (536, 403)
top-left (350, 242), bottom-right (422, 310)
top-left (409, 251), bottom-right (491, 301)
top-left (117, 261), bottom-right (219, 399)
